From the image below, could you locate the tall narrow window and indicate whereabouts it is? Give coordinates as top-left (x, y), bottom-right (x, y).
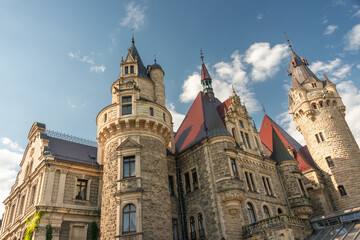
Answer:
top-left (315, 134), bottom-right (320, 143)
top-left (249, 172), bottom-right (256, 191)
top-left (326, 157), bottom-right (335, 167)
top-left (104, 113), bottom-right (107, 123)
top-left (338, 185), bottom-right (347, 196)
top-left (122, 96), bottom-right (132, 115)
top-left (20, 195), bottom-right (26, 215)
top-left (190, 216), bottom-right (196, 240)
top-left (247, 203), bottom-right (256, 224)
top-left (240, 131), bottom-right (245, 144)
top-left (298, 179), bottom-right (306, 196)
top-left (163, 113), bottom-right (166, 121)
top-left (192, 169), bottom-right (198, 190)
top-left (130, 65), bottom-right (134, 73)
top-left (263, 206), bottom-right (270, 219)
top-left (125, 66), bottom-right (129, 74)
top-left (172, 219), bottom-right (178, 240)
top-left (278, 208), bottom-right (283, 215)
top-left (150, 107), bottom-right (154, 116)
top-left (239, 120), bottom-right (244, 128)
top-left (123, 204), bottom-right (136, 233)
top-left (245, 171), bottom-right (256, 192)
top-left (185, 173), bottom-right (191, 193)
top-left (30, 185), bottom-right (37, 204)
top-left (262, 176), bottom-right (273, 196)
top-left (245, 172), bottom-right (252, 191)
top-left (319, 132), bottom-right (325, 141)
top-left (245, 133), bottom-right (251, 149)
top-left (169, 176), bottom-right (174, 196)
top-left (123, 156), bottom-right (135, 178)
top-left (198, 214), bottom-right (205, 237)
top-left (266, 178), bottom-right (273, 196)
top-left (75, 179), bottom-right (88, 200)
top-left (230, 158), bottom-right (238, 178)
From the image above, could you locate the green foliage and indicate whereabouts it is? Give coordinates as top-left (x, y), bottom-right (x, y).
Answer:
top-left (90, 221), bottom-right (99, 240)
top-left (46, 224), bottom-right (52, 240)
top-left (23, 211), bottom-right (44, 240)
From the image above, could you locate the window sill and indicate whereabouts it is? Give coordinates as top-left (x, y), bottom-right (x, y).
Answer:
top-left (73, 199), bottom-right (89, 203)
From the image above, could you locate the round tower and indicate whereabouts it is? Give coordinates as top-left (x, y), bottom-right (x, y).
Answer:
top-left (97, 38), bottom-right (173, 239)
top-left (287, 43), bottom-right (360, 211)
top-left (149, 59), bottom-right (166, 107)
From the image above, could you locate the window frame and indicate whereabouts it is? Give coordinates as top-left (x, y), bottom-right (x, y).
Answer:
top-left (244, 170), bottom-right (256, 192)
top-left (123, 156), bottom-right (136, 178)
top-left (122, 96), bottom-right (132, 116)
top-left (230, 158), bottom-right (239, 178)
top-left (198, 213), bottom-right (205, 238)
top-left (338, 185), bottom-right (347, 196)
top-left (75, 179), bottom-right (88, 201)
top-left (247, 202), bottom-right (257, 224)
top-left (263, 205), bottom-right (271, 219)
top-left (150, 107), bottom-right (154, 116)
top-left (122, 204), bottom-right (136, 233)
top-left (190, 216), bottom-right (197, 240)
top-left (326, 156), bottom-right (335, 168)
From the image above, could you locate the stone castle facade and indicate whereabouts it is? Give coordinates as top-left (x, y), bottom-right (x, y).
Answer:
top-left (1, 38), bottom-right (360, 240)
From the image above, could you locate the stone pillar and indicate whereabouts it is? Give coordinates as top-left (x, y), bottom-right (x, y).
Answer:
top-left (43, 167), bottom-right (56, 204)
top-left (56, 169), bottom-right (68, 204)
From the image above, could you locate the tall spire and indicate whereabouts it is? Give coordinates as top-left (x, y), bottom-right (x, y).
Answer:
top-left (131, 29), bottom-right (135, 45)
top-left (200, 49), bottom-right (213, 93)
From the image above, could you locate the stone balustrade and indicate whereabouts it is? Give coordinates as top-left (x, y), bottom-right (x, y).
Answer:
top-left (242, 214), bottom-right (310, 237)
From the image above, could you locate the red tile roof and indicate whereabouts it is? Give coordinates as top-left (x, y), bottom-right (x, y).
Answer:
top-left (259, 114), bottom-right (317, 172)
top-left (201, 63), bottom-right (211, 81)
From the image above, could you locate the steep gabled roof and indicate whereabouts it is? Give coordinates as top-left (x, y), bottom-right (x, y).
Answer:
top-left (129, 41), bottom-right (151, 80)
top-left (270, 128), bottom-right (296, 162)
top-left (201, 63), bottom-right (211, 81)
top-left (174, 92), bottom-right (231, 154)
top-left (259, 114), bottom-right (317, 172)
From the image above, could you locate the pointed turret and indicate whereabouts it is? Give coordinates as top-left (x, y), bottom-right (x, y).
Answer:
top-left (285, 33), bottom-right (320, 88)
top-left (323, 73), bottom-right (334, 87)
top-left (200, 49), bottom-right (213, 93)
top-left (270, 128), bottom-right (296, 162)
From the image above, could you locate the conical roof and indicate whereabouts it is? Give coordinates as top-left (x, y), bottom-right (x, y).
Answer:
top-left (201, 63), bottom-right (211, 81)
top-left (323, 74), bottom-right (334, 87)
top-left (129, 40), bottom-right (151, 80)
top-left (270, 128), bottom-right (296, 162)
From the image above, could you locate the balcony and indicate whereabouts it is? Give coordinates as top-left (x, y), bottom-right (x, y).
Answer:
top-left (243, 214), bottom-right (310, 238)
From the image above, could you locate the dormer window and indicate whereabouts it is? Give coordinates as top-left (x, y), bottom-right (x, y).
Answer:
top-left (312, 83), bottom-right (317, 88)
top-left (125, 66), bottom-right (129, 74)
top-left (130, 65), bottom-right (134, 73)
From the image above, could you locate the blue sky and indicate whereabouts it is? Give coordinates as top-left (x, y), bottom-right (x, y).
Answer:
top-left (0, 0), bottom-right (360, 215)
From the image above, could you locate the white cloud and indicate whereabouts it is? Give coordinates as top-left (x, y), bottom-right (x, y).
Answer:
top-left (345, 24), bottom-right (360, 51)
top-left (120, 2), bottom-right (146, 30)
top-left (167, 102), bottom-right (185, 132)
top-left (276, 111), bottom-right (306, 146)
top-left (244, 43), bottom-right (289, 82)
top-left (257, 14), bottom-right (263, 20)
top-left (90, 65), bottom-right (106, 73)
top-left (324, 25), bottom-right (338, 35)
top-left (309, 58), bottom-right (352, 81)
top-left (333, 0), bottom-right (345, 5)
top-left (180, 72), bottom-right (202, 103)
top-left (1, 138), bottom-right (24, 152)
top-left (357, 64), bottom-right (360, 69)
top-left (68, 52), bottom-right (105, 73)
top-left (353, 9), bottom-right (360, 17)
top-left (337, 81), bottom-right (360, 145)
top-left (67, 99), bottom-right (86, 109)
top-left (0, 140), bottom-right (23, 215)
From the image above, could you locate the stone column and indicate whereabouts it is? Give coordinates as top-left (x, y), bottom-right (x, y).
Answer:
top-left (56, 169), bottom-right (68, 205)
top-left (43, 167), bottom-right (56, 204)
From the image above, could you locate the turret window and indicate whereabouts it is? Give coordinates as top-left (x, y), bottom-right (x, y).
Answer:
top-left (312, 103), bottom-right (317, 109)
top-left (125, 66), bottom-right (129, 74)
top-left (230, 158), bottom-right (239, 178)
top-left (123, 156), bottom-right (136, 178)
top-left (338, 185), bottom-right (347, 196)
top-left (122, 96), bottom-right (132, 115)
top-left (150, 107), bottom-right (154, 116)
top-left (312, 83), bottom-right (317, 88)
top-left (130, 65), bottom-right (134, 73)
top-left (245, 171), bottom-right (256, 192)
top-left (315, 132), bottom-right (325, 143)
top-left (326, 156), bottom-right (335, 167)
top-left (123, 204), bottom-right (136, 233)
top-left (247, 203), bottom-right (257, 224)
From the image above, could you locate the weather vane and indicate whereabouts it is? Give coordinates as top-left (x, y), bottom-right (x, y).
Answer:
top-left (284, 31), bottom-right (292, 49)
top-left (262, 104), bottom-right (266, 114)
top-left (200, 49), bottom-right (204, 63)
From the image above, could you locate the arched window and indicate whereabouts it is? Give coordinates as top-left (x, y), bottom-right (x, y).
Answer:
top-left (247, 203), bottom-right (256, 224)
top-left (190, 216), bottom-right (196, 240)
top-left (198, 214), bottom-right (205, 237)
top-left (263, 206), bottom-right (270, 219)
top-left (319, 101), bottom-right (323, 108)
top-left (123, 204), bottom-right (136, 233)
top-left (277, 208), bottom-right (283, 215)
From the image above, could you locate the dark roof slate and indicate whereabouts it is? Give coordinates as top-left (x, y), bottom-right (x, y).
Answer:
top-left (129, 43), bottom-right (151, 80)
top-left (270, 128), bottom-right (295, 162)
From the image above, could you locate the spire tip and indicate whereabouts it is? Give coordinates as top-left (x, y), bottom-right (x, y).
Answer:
top-left (200, 49), bottom-right (204, 63)
top-left (284, 32), bottom-right (292, 50)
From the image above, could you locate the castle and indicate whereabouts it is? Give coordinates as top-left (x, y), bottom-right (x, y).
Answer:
top-left (1, 37), bottom-right (360, 240)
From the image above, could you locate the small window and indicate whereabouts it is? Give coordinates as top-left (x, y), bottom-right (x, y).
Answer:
top-left (30, 185), bottom-right (37, 205)
top-left (163, 113), bottom-right (166, 121)
top-left (169, 176), bottom-right (174, 196)
top-left (198, 214), bottom-right (205, 237)
top-left (230, 158), bottom-right (238, 178)
top-left (263, 206), bottom-right (270, 219)
top-left (245, 133), bottom-right (251, 149)
top-left (312, 83), bottom-right (317, 88)
top-left (192, 169), bottom-right (198, 190)
top-left (245, 171), bottom-right (256, 192)
top-left (262, 176), bottom-right (273, 196)
top-left (123, 156), bottom-right (135, 178)
top-left (122, 105), bottom-right (132, 115)
top-left (247, 203), bottom-right (256, 224)
top-left (319, 132), bottom-right (325, 141)
top-left (104, 113), bottom-right (107, 123)
top-left (75, 179), bottom-right (88, 200)
top-left (299, 93), bottom-right (302, 99)
top-left (185, 173), bottom-right (191, 193)
top-left (313, 104), bottom-right (317, 109)
top-left (172, 219), bottom-right (178, 240)
top-left (315, 134), bottom-right (320, 143)
top-left (278, 208), bottom-right (283, 214)
top-left (326, 100), bottom-right (330, 106)
top-left (319, 101), bottom-right (323, 107)
top-left (338, 185), bottom-right (347, 196)
top-left (130, 65), bottom-right (134, 73)
top-left (20, 195), bottom-right (26, 215)
top-left (123, 204), bottom-right (136, 233)
top-left (239, 120), bottom-right (244, 128)
top-left (240, 131), bottom-right (245, 144)
top-left (190, 216), bottom-right (196, 240)
top-left (125, 66), bottom-right (129, 74)
top-left (122, 96), bottom-right (132, 103)
top-left (326, 157), bottom-right (335, 167)
top-left (150, 107), bottom-right (154, 116)
top-left (298, 179), bottom-right (306, 196)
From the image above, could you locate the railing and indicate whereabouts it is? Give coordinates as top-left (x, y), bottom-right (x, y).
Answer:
top-left (243, 214), bottom-right (310, 237)
top-left (45, 129), bottom-right (97, 147)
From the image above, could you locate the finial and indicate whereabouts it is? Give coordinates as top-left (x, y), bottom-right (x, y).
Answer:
top-left (154, 54), bottom-right (157, 63)
top-left (284, 32), bottom-right (292, 50)
top-left (200, 49), bottom-right (204, 63)
top-left (131, 29), bottom-right (135, 44)
top-left (232, 85), bottom-right (236, 95)
top-left (262, 104), bottom-right (266, 114)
